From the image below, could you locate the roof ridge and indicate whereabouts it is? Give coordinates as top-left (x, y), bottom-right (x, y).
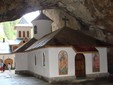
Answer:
top-left (32, 12), bottom-right (53, 22)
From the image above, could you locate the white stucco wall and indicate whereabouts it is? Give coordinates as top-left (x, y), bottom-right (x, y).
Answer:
top-left (15, 46), bottom-right (108, 78)
top-left (97, 47), bottom-right (108, 73)
top-left (15, 53), bottom-right (28, 70)
top-left (85, 53), bottom-right (93, 74)
top-left (48, 47), bottom-right (108, 77)
top-left (48, 47), bottom-right (76, 77)
top-left (85, 47), bottom-right (108, 75)
top-left (28, 48), bottom-right (50, 77)
top-left (16, 26), bottom-right (33, 38)
top-left (32, 20), bottom-right (52, 40)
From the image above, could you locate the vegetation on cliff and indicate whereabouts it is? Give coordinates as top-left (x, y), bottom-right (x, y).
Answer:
top-left (0, 19), bottom-right (19, 40)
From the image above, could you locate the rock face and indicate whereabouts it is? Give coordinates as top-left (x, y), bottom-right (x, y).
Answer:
top-left (0, 0), bottom-right (113, 33)
top-left (43, 9), bottom-right (80, 31)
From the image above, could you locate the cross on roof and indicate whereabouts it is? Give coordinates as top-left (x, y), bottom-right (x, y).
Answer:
top-left (62, 16), bottom-right (69, 27)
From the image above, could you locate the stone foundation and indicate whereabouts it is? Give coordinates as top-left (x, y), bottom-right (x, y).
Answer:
top-left (86, 73), bottom-right (109, 79)
top-left (15, 70), bottom-right (33, 76)
top-left (15, 70), bottom-right (109, 83)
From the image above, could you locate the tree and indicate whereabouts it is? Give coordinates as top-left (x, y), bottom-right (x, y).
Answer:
top-left (2, 19), bottom-right (19, 40)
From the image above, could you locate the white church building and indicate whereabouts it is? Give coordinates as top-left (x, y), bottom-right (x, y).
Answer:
top-left (15, 11), bottom-right (111, 83)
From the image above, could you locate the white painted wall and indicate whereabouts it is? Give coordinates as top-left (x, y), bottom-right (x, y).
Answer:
top-left (48, 47), bottom-right (108, 77)
top-left (32, 20), bottom-right (52, 40)
top-left (85, 53), bottom-right (93, 74)
top-left (28, 48), bottom-right (50, 77)
top-left (85, 47), bottom-right (108, 75)
top-left (16, 26), bottom-right (33, 38)
top-left (48, 47), bottom-right (76, 77)
top-left (15, 46), bottom-right (108, 78)
top-left (15, 53), bottom-right (28, 70)
top-left (97, 47), bottom-right (108, 73)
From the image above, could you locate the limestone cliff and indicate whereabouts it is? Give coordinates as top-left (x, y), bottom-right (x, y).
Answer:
top-left (0, 0), bottom-right (112, 30)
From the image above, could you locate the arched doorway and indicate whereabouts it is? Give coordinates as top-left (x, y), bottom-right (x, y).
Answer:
top-left (75, 53), bottom-right (86, 78)
top-left (4, 58), bottom-right (13, 68)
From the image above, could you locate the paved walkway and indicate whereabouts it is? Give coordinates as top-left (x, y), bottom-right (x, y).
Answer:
top-left (0, 70), bottom-right (113, 85)
top-left (0, 70), bottom-right (49, 85)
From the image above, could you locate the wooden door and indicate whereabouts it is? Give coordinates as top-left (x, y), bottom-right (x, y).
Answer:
top-left (75, 53), bottom-right (85, 78)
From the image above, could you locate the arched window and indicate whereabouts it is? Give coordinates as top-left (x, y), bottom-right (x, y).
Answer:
top-left (19, 31), bottom-right (21, 37)
top-left (34, 26), bottom-right (37, 34)
top-left (23, 31), bottom-right (25, 37)
top-left (27, 31), bottom-right (29, 37)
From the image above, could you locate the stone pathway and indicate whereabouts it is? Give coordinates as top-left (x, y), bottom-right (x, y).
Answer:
top-left (0, 70), bottom-right (113, 85)
top-left (0, 70), bottom-right (49, 85)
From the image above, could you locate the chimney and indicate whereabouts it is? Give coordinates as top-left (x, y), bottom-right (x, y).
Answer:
top-left (3, 38), bottom-right (5, 43)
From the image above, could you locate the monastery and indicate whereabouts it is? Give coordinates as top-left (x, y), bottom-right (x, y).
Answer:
top-left (14, 11), bottom-right (112, 83)
top-left (0, 17), bottom-right (32, 69)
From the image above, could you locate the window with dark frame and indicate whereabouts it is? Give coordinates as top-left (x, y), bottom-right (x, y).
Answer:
top-left (43, 53), bottom-right (45, 66)
top-left (27, 31), bottom-right (29, 37)
top-left (23, 31), bottom-right (25, 37)
top-left (34, 26), bottom-right (37, 34)
top-left (19, 31), bottom-right (21, 37)
top-left (35, 55), bottom-right (37, 65)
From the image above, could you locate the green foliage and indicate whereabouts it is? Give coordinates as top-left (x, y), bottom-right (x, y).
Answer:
top-left (2, 19), bottom-right (19, 40)
top-left (0, 23), bottom-right (7, 40)
top-left (0, 33), bottom-right (7, 40)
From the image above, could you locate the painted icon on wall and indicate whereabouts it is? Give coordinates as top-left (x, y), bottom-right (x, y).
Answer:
top-left (92, 52), bottom-right (100, 72)
top-left (58, 50), bottom-right (68, 75)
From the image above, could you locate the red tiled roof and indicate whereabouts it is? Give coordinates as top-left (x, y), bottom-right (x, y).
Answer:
top-left (73, 45), bottom-right (98, 52)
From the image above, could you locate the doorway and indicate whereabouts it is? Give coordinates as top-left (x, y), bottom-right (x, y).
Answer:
top-left (75, 53), bottom-right (86, 78)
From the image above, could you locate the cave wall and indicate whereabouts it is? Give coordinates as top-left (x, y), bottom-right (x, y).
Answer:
top-left (43, 9), bottom-right (113, 44)
top-left (43, 9), bottom-right (80, 31)
top-left (1, 0), bottom-right (113, 35)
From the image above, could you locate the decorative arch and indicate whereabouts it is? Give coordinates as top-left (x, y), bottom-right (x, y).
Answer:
top-left (4, 58), bottom-right (13, 67)
top-left (58, 50), bottom-right (68, 75)
top-left (75, 53), bottom-right (86, 78)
